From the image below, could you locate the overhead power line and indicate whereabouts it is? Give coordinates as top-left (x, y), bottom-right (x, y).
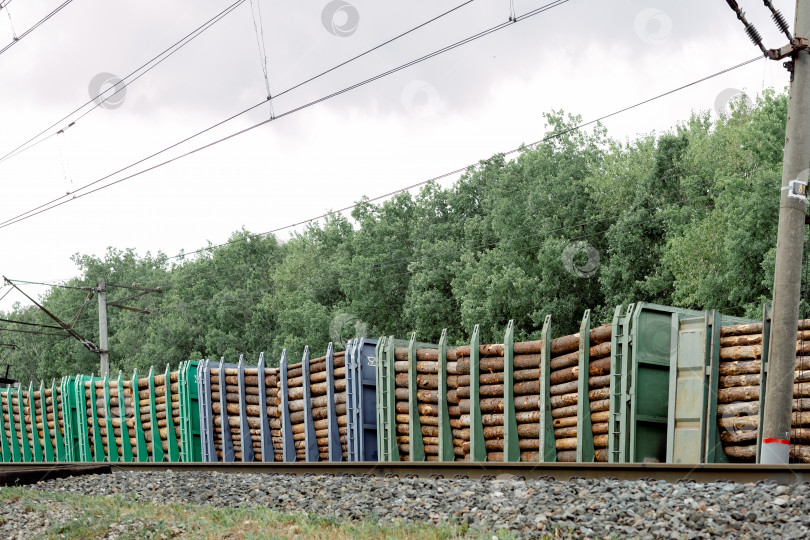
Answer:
top-left (164, 55), bottom-right (762, 261)
top-left (0, 0), bottom-right (75, 58)
top-left (0, 54), bottom-right (760, 239)
top-left (0, 0), bottom-right (572, 231)
top-left (0, 0), bottom-right (248, 164)
top-left (0, 0), bottom-right (477, 165)
top-left (5, 53), bottom-right (767, 302)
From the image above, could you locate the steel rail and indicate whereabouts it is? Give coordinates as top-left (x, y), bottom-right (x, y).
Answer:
top-left (3, 462), bottom-right (810, 486)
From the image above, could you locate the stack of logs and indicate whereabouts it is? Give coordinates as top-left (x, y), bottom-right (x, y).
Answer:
top-left (0, 385), bottom-right (63, 460)
top-left (392, 347), bottom-right (458, 462)
top-left (82, 380), bottom-right (101, 458)
top-left (332, 352), bottom-right (349, 459)
top-left (456, 340), bottom-right (544, 462)
top-left (53, 386), bottom-right (65, 456)
top-left (266, 368), bottom-right (283, 462)
top-left (43, 385), bottom-right (59, 453)
top-left (90, 380), bottom-right (110, 458)
top-left (718, 320), bottom-right (810, 463)
top-left (307, 351), bottom-right (347, 461)
top-left (10, 390), bottom-right (32, 454)
top-left (447, 357), bottom-right (464, 461)
top-left (210, 367), bottom-right (279, 461)
top-left (107, 381), bottom-right (137, 458)
top-left (392, 353), bottom-right (410, 461)
top-left (94, 375), bottom-right (181, 460)
top-left (1, 396), bottom-right (11, 452)
top-left (549, 324), bottom-right (612, 462)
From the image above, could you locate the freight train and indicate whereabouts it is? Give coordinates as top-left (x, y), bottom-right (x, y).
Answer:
top-left (1, 302), bottom-right (808, 465)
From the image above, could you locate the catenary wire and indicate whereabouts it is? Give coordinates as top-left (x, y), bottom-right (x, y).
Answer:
top-left (6, 60), bottom-right (771, 302)
top-left (0, 0), bottom-right (478, 164)
top-left (0, 0), bottom-right (248, 164)
top-left (248, 0), bottom-right (271, 99)
top-left (272, 0), bottom-right (478, 101)
top-left (162, 54), bottom-right (763, 261)
top-left (0, 0), bottom-right (573, 231)
top-left (0, 0), bottom-right (75, 57)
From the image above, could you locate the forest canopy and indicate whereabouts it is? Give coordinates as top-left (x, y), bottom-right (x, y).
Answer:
top-left (2, 90), bottom-right (801, 383)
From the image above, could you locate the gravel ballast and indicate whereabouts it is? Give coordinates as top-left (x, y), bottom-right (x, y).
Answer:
top-left (14, 470), bottom-right (810, 538)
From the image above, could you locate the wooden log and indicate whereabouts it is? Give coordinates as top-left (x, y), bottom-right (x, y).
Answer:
top-left (718, 386), bottom-right (760, 403)
top-left (549, 357), bottom-right (611, 386)
top-left (394, 373), bottom-right (439, 390)
top-left (591, 411), bottom-right (610, 423)
top-left (719, 345), bottom-right (763, 361)
top-left (393, 348), bottom-right (457, 362)
top-left (550, 392), bottom-right (578, 409)
top-left (718, 415), bottom-right (757, 431)
top-left (549, 341), bottom-right (612, 371)
top-left (589, 387), bottom-right (610, 401)
top-left (551, 405), bottom-right (578, 419)
top-left (723, 445), bottom-right (756, 459)
top-left (720, 334), bottom-right (763, 347)
top-left (719, 340), bottom-right (810, 362)
top-left (550, 380), bottom-right (578, 396)
top-left (547, 325), bottom-right (612, 358)
top-left (717, 401), bottom-right (758, 417)
top-left (456, 354), bottom-right (540, 374)
top-left (719, 359), bottom-right (761, 376)
top-left (590, 399), bottom-right (610, 413)
top-left (553, 416), bottom-right (578, 428)
top-left (588, 376), bottom-right (609, 391)
top-left (456, 367), bottom-right (541, 387)
top-left (395, 402), bottom-right (439, 416)
top-left (556, 437), bottom-right (577, 451)
top-left (719, 430), bottom-right (757, 444)
top-left (457, 394), bottom-right (539, 414)
top-left (722, 370), bottom-right (810, 389)
top-left (554, 425), bottom-right (577, 438)
top-left (720, 323), bottom-right (763, 337)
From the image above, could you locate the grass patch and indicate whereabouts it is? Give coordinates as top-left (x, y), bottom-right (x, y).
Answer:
top-left (0, 487), bottom-right (484, 539)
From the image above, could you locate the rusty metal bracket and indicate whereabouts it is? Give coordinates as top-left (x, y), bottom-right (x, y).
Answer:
top-left (767, 37), bottom-right (809, 61)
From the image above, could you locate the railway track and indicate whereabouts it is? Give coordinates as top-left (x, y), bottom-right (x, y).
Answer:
top-left (3, 461), bottom-right (810, 486)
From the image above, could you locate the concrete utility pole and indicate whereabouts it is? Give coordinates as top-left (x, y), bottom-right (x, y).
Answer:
top-left (97, 278), bottom-right (109, 378)
top-left (762, 0), bottom-right (810, 465)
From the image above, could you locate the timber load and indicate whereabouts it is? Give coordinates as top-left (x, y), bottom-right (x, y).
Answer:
top-left (548, 324), bottom-right (612, 463)
top-left (3, 383), bottom-right (57, 461)
top-left (456, 339), bottom-right (545, 462)
top-left (717, 320), bottom-right (810, 463)
top-left (284, 356), bottom-right (309, 462)
top-left (211, 366), bottom-right (280, 462)
top-left (304, 350), bottom-right (347, 461)
top-left (392, 346), bottom-right (458, 461)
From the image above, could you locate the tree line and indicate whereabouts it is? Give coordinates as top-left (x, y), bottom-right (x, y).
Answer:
top-left (2, 90), bottom-right (801, 383)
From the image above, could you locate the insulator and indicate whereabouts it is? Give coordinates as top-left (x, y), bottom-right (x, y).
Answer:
top-left (772, 10), bottom-right (791, 36)
top-left (745, 25), bottom-right (763, 47)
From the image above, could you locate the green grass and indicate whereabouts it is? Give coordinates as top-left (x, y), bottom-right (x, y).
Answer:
top-left (0, 487), bottom-right (495, 539)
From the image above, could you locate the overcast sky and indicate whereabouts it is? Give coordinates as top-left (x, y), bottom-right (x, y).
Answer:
top-left (0, 0), bottom-right (798, 311)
